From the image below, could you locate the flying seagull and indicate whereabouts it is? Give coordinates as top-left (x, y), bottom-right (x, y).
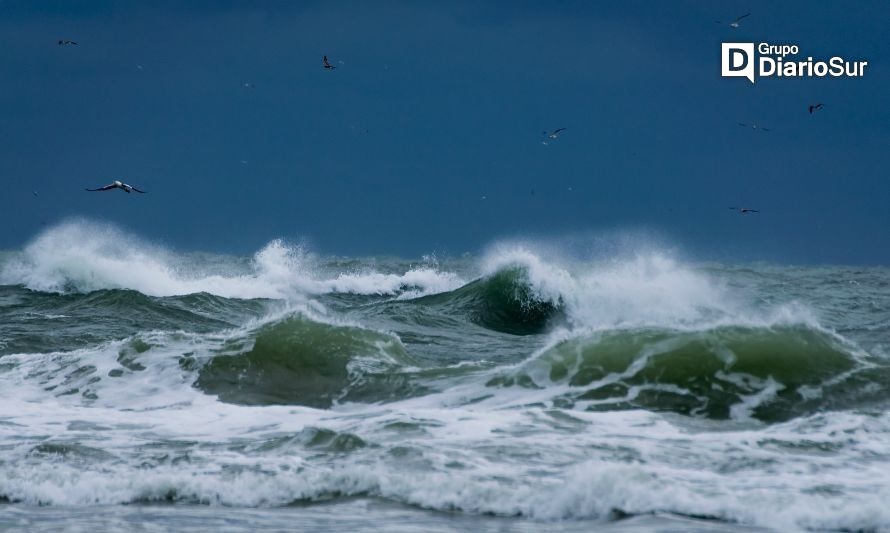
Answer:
top-left (542, 127), bottom-right (567, 145)
top-left (809, 103), bottom-right (824, 114)
top-left (323, 55), bottom-right (336, 70)
top-left (243, 82), bottom-right (255, 89)
top-left (58, 40), bottom-right (78, 46)
top-left (86, 180), bottom-right (147, 194)
top-left (738, 122), bottom-right (771, 132)
top-left (729, 207), bottom-right (759, 214)
top-left (716, 13), bottom-right (750, 28)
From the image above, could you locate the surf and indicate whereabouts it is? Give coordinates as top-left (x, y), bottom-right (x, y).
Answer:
top-left (0, 220), bottom-right (464, 300)
top-left (2, 222), bottom-right (890, 532)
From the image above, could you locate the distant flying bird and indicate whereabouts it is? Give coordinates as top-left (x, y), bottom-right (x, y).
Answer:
top-left (58, 40), bottom-right (78, 46)
top-left (323, 55), bottom-right (336, 70)
top-left (729, 13), bottom-right (750, 27)
top-left (243, 82), bottom-right (255, 89)
top-left (86, 180), bottom-right (147, 194)
top-left (716, 13), bottom-right (750, 28)
top-left (32, 191), bottom-right (38, 197)
top-left (541, 127), bottom-right (566, 145)
top-left (738, 122), bottom-right (771, 132)
top-left (730, 207), bottom-right (759, 214)
top-left (809, 103), bottom-right (824, 114)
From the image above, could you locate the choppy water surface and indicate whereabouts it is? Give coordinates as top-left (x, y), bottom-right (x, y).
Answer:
top-left (0, 221), bottom-right (888, 532)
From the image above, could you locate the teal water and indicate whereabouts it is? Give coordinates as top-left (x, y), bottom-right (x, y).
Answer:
top-left (0, 221), bottom-right (888, 531)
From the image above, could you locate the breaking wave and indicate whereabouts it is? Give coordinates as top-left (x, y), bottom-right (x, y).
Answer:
top-left (0, 220), bottom-right (463, 299)
top-left (488, 324), bottom-right (885, 422)
top-left (3, 223), bottom-right (890, 532)
top-left (193, 315), bottom-right (423, 408)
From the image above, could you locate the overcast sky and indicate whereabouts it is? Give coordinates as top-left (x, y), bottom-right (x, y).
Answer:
top-left (1, 0), bottom-right (887, 263)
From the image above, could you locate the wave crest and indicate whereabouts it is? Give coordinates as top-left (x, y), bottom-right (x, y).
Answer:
top-left (0, 221), bottom-right (463, 300)
top-left (417, 264), bottom-right (565, 334)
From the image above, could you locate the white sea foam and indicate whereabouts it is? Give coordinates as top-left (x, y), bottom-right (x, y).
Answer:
top-left (322, 268), bottom-right (464, 299)
top-left (1, 386), bottom-right (888, 532)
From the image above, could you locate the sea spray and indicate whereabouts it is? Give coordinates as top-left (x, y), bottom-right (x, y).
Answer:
top-left (0, 220), bottom-right (463, 299)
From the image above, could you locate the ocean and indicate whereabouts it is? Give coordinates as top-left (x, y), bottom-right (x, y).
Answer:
top-left (0, 220), bottom-right (888, 532)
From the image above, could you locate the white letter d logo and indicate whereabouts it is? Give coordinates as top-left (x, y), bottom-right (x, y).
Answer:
top-left (722, 43), bottom-right (755, 83)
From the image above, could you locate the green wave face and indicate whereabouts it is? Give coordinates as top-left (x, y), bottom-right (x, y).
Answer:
top-left (489, 325), bottom-right (885, 422)
top-left (0, 287), bottom-right (268, 356)
top-left (419, 266), bottom-right (564, 335)
top-left (194, 316), bottom-right (420, 408)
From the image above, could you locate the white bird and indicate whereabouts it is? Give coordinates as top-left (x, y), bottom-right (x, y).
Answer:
top-left (86, 180), bottom-right (147, 194)
top-left (716, 13), bottom-right (750, 28)
top-left (730, 13), bottom-right (750, 27)
top-left (542, 127), bottom-right (566, 145)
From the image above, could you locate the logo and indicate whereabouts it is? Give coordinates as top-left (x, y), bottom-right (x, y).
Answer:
top-left (722, 43), bottom-right (868, 83)
top-left (722, 43), bottom-right (755, 83)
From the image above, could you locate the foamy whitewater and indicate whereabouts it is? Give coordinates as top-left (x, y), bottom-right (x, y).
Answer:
top-left (1, 221), bottom-right (888, 532)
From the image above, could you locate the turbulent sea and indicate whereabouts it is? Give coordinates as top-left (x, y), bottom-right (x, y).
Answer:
top-left (1, 221), bottom-right (888, 532)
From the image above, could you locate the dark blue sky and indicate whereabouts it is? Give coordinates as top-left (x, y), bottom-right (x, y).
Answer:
top-left (1, 1), bottom-right (888, 263)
